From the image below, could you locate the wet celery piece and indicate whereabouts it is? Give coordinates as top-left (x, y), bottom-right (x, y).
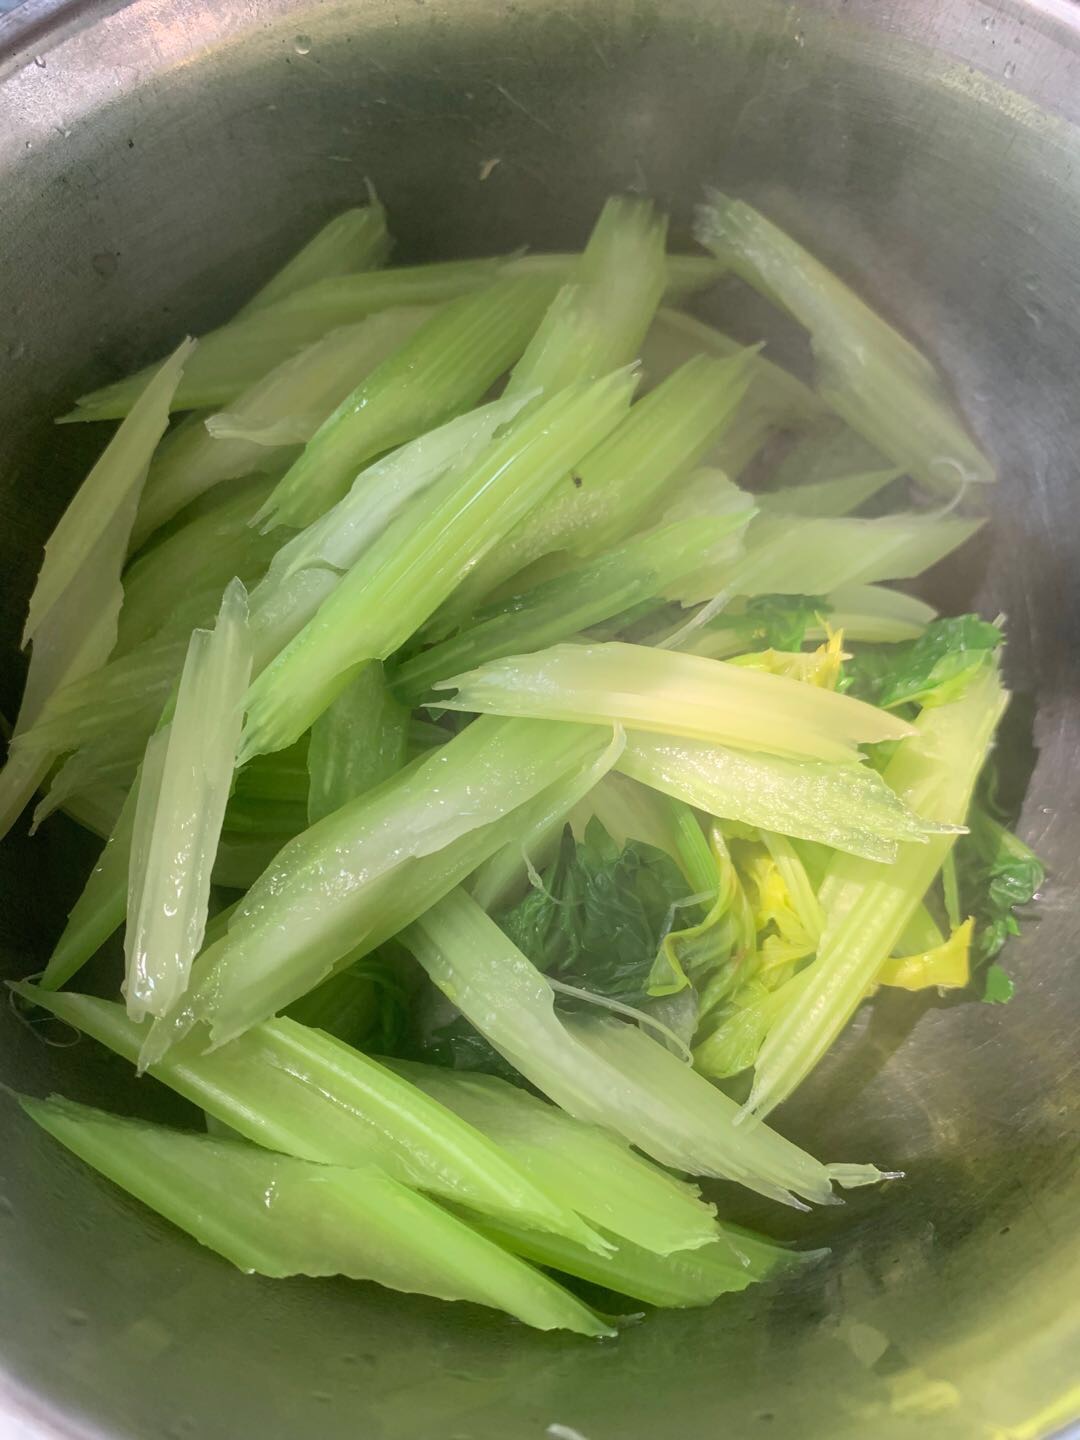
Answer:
top-left (437, 641), bottom-right (913, 765)
top-left (744, 662), bottom-right (1008, 1121)
top-left (124, 581), bottom-right (252, 1022)
top-left (239, 202), bottom-right (393, 315)
top-left (14, 988), bottom-right (607, 1255)
top-left (0, 340), bottom-right (194, 843)
top-left (306, 663), bottom-right (409, 824)
top-left (694, 191), bottom-right (995, 491)
top-left (240, 371), bottom-right (637, 761)
top-left (20, 1095), bottom-right (610, 1336)
top-left (402, 888), bottom-right (889, 1208)
top-left (394, 512), bottom-right (754, 703)
top-left (256, 274), bottom-right (559, 530)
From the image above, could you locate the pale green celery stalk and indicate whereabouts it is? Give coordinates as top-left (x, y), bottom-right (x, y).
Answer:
top-left (478, 1217), bottom-right (806, 1309)
top-left (257, 275), bottom-right (559, 530)
top-left (0, 341), bottom-right (194, 842)
top-left (58, 785), bottom-right (128, 840)
top-left (132, 311), bottom-right (431, 548)
top-left (239, 201), bottom-right (393, 315)
top-left (306, 663), bottom-right (408, 824)
top-left (241, 372), bottom-right (636, 761)
top-left (893, 903), bottom-right (946, 955)
top-left (403, 889), bottom-right (889, 1207)
top-left (394, 512), bottom-right (752, 704)
top-left (583, 772), bottom-right (717, 896)
top-left (146, 719), bottom-right (621, 1055)
top-left (759, 830), bottom-right (826, 941)
top-left (118, 476), bottom-right (280, 653)
top-left (694, 192), bottom-right (995, 490)
top-left (39, 782), bottom-right (139, 991)
top-left (617, 732), bottom-right (949, 861)
top-left (431, 353), bottom-right (755, 630)
top-left (14, 987), bottom-right (608, 1257)
top-left (21, 1095), bottom-right (609, 1336)
top-left (64, 262), bottom-right (505, 422)
top-left (438, 641), bottom-right (913, 765)
top-left (744, 663), bottom-right (1008, 1121)
top-left (505, 195), bottom-right (667, 399)
top-left (32, 719), bottom-right (161, 831)
top-left (124, 582), bottom-right (253, 1022)
top-left (385, 1060), bottom-right (719, 1255)
top-left (506, 252), bottom-right (720, 297)
top-left (771, 421), bottom-right (892, 485)
top-left (759, 468), bottom-right (900, 518)
top-left (673, 511), bottom-right (982, 608)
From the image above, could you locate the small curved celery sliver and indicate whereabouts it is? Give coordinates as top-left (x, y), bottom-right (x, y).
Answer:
top-left (437, 641), bottom-right (913, 765)
top-left (694, 192), bottom-right (995, 491)
top-left (20, 1095), bottom-right (610, 1336)
top-left (124, 579), bottom-right (253, 1022)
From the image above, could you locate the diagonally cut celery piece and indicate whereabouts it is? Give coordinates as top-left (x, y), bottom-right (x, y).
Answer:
top-left (63, 261), bottom-right (505, 422)
top-left (306, 663), bottom-right (409, 824)
top-left (758, 468), bottom-right (900, 519)
top-left (506, 195), bottom-right (667, 399)
top-left (394, 512), bottom-right (753, 704)
top-left (0, 340), bottom-right (195, 842)
top-left (694, 192), bottom-right (995, 490)
top-left (437, 641), bottom-right (913, 765)
top-left (20, 1095), bottom-right (610, 1336)
top-left (124, 581), bottom-right (253, 1022)
top-left (617, 733), bottom-right (954, 862)
top-left (256, 275), bottom-right (559, 530)
top-left (13, 987), bottom-right (609, 1257)
top-left (241, 372), bottom-right (637, 761)
top-left (744, 663), bottom-right (1008, 1121)
top-left (402, 888), bottom-right (889, 1207)
top-left (384, 1059), bottom-right (719, 1255)
top-left (131, 310), bottom-right (432, 548)
top-left (239, 201), bottom-right (393, 315)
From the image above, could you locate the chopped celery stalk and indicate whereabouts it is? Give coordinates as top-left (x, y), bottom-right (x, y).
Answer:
top-left (256, 275), bottom-right (558, 530)
top-left (0, 340), bottom-right (194, 842)
top-left (118, 477), bottom-right (280, 653)
top-left (506, 251), bottom-right (721, 298)
top-left (241, 372), bottom-right (637, 761)
top-left (674, 511), bottom-right (982, 608)
top-left (124, 581), bottom-right (253, 1022)
top-left (39, 782), bottom-right (139, 991)
top-left (385, 1060), bottom-right (719, 1255)
top-left (395, 512), bottom-right (752, 703)
top-left (14, 988), bottom-right (609, 1255)
top-left (147, 719), bottom-right (621, 1054)
top-left (57, 784), bottom-right (128, 840)
top-left (306, 663), bottom-right (409, 824)
top-left (477, 1217), bottom-right (805, 1309)
top-left (132, 313), bottom-right (432, 548)
top-left (64, 263), bottom-right (507, 421)
top-left (580, 772), bottom-right (717, 895)
top-left (759, 468), bottom-right (900, 518)
top-left (617, 734), bottom-right (949, 862)
top-left (506, 195), bottom-right (667, 398)
top-left (402, 889), bottom-right (888, 1207)
top-left (20, 1095), bottom-right (610, 1336)
top-left (744, 663), bottom-right (1008, 1120)
top-left (771, 422), bottom-right (892, 487)
top-left (877, 917), bottom-right (973, 992)
top-left (239, 201), bottom-right (393, 315)
top-left (435, 353), bottom-right (755, 626)
top-left (694, 192), bottom-right (995, 490)
top-left (438, 641), bottom-right (913, 765)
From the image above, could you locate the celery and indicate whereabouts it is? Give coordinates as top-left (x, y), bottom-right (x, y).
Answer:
top-left (385, 1060), bottom-right (719, 1255)
top-left (15, 988), bottom-right (608, 1256)
top-left (239, 202), bottom-right (393, 315)
top-left (403, 888), bottom-right (888, 1206)
top-left (20, 1095), bottom-right (610, 1336)
top-left (506, 196), bottom-right (667, 399)
top-left (617, 734), bottom-right (950, 862)
top-left (147, 719), bottom-right (621, 1054)
top-left (760, 468), bottom-right (900, 519)
top-left (241, 372), bottom-right (636, 761)
top-left (744, 663), bottom-right (1007, 1120)
top-left (694, 192), bottom-right (995, 490)
top-left (438, 641), bottom-right (913, 764)
top-left (394, 512), bottom-right (752, 703)
top-left (124, 582), bottom-right (252, 1021)
top-left (0, 341), bottom-right (194, 841)
top-left (306, 663), bottom-right (408, 823)
top-left (256, 275), bottom-right (558, 530)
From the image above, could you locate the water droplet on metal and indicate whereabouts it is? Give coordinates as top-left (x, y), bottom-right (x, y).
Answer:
top-left (1003, 60), bottom-right (1017, 79)
top-left (33, 54), bottom-right (47, 69)
top-left (294, 34), bottom-right (312, 55)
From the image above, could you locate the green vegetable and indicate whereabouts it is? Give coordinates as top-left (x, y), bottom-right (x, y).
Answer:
top-left (954, 806), bottom-right (1044, 993)
top-left (21, 1094), bottom-right (610, 1335)
top-left (238, 201), bottom-right (393, 315)
top-left (306, 663), bottom-right (409, 824)
top-left (845, 615), bottom-right (1003, 710)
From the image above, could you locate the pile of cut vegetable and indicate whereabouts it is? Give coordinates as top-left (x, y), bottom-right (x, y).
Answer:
top-left (2, 192), bottom-right (1044, 1335)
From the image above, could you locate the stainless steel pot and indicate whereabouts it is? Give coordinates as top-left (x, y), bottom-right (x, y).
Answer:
top-left (1, 2), bottom-right (1078, 1437)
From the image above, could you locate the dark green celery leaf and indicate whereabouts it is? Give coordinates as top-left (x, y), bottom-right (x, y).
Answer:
top-left (845, 615), bottom-right (1003, 710)
top-left (953, 807), bottom-right (1044, 1002)
top-left (730, 594), bottom-right (830, 653)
